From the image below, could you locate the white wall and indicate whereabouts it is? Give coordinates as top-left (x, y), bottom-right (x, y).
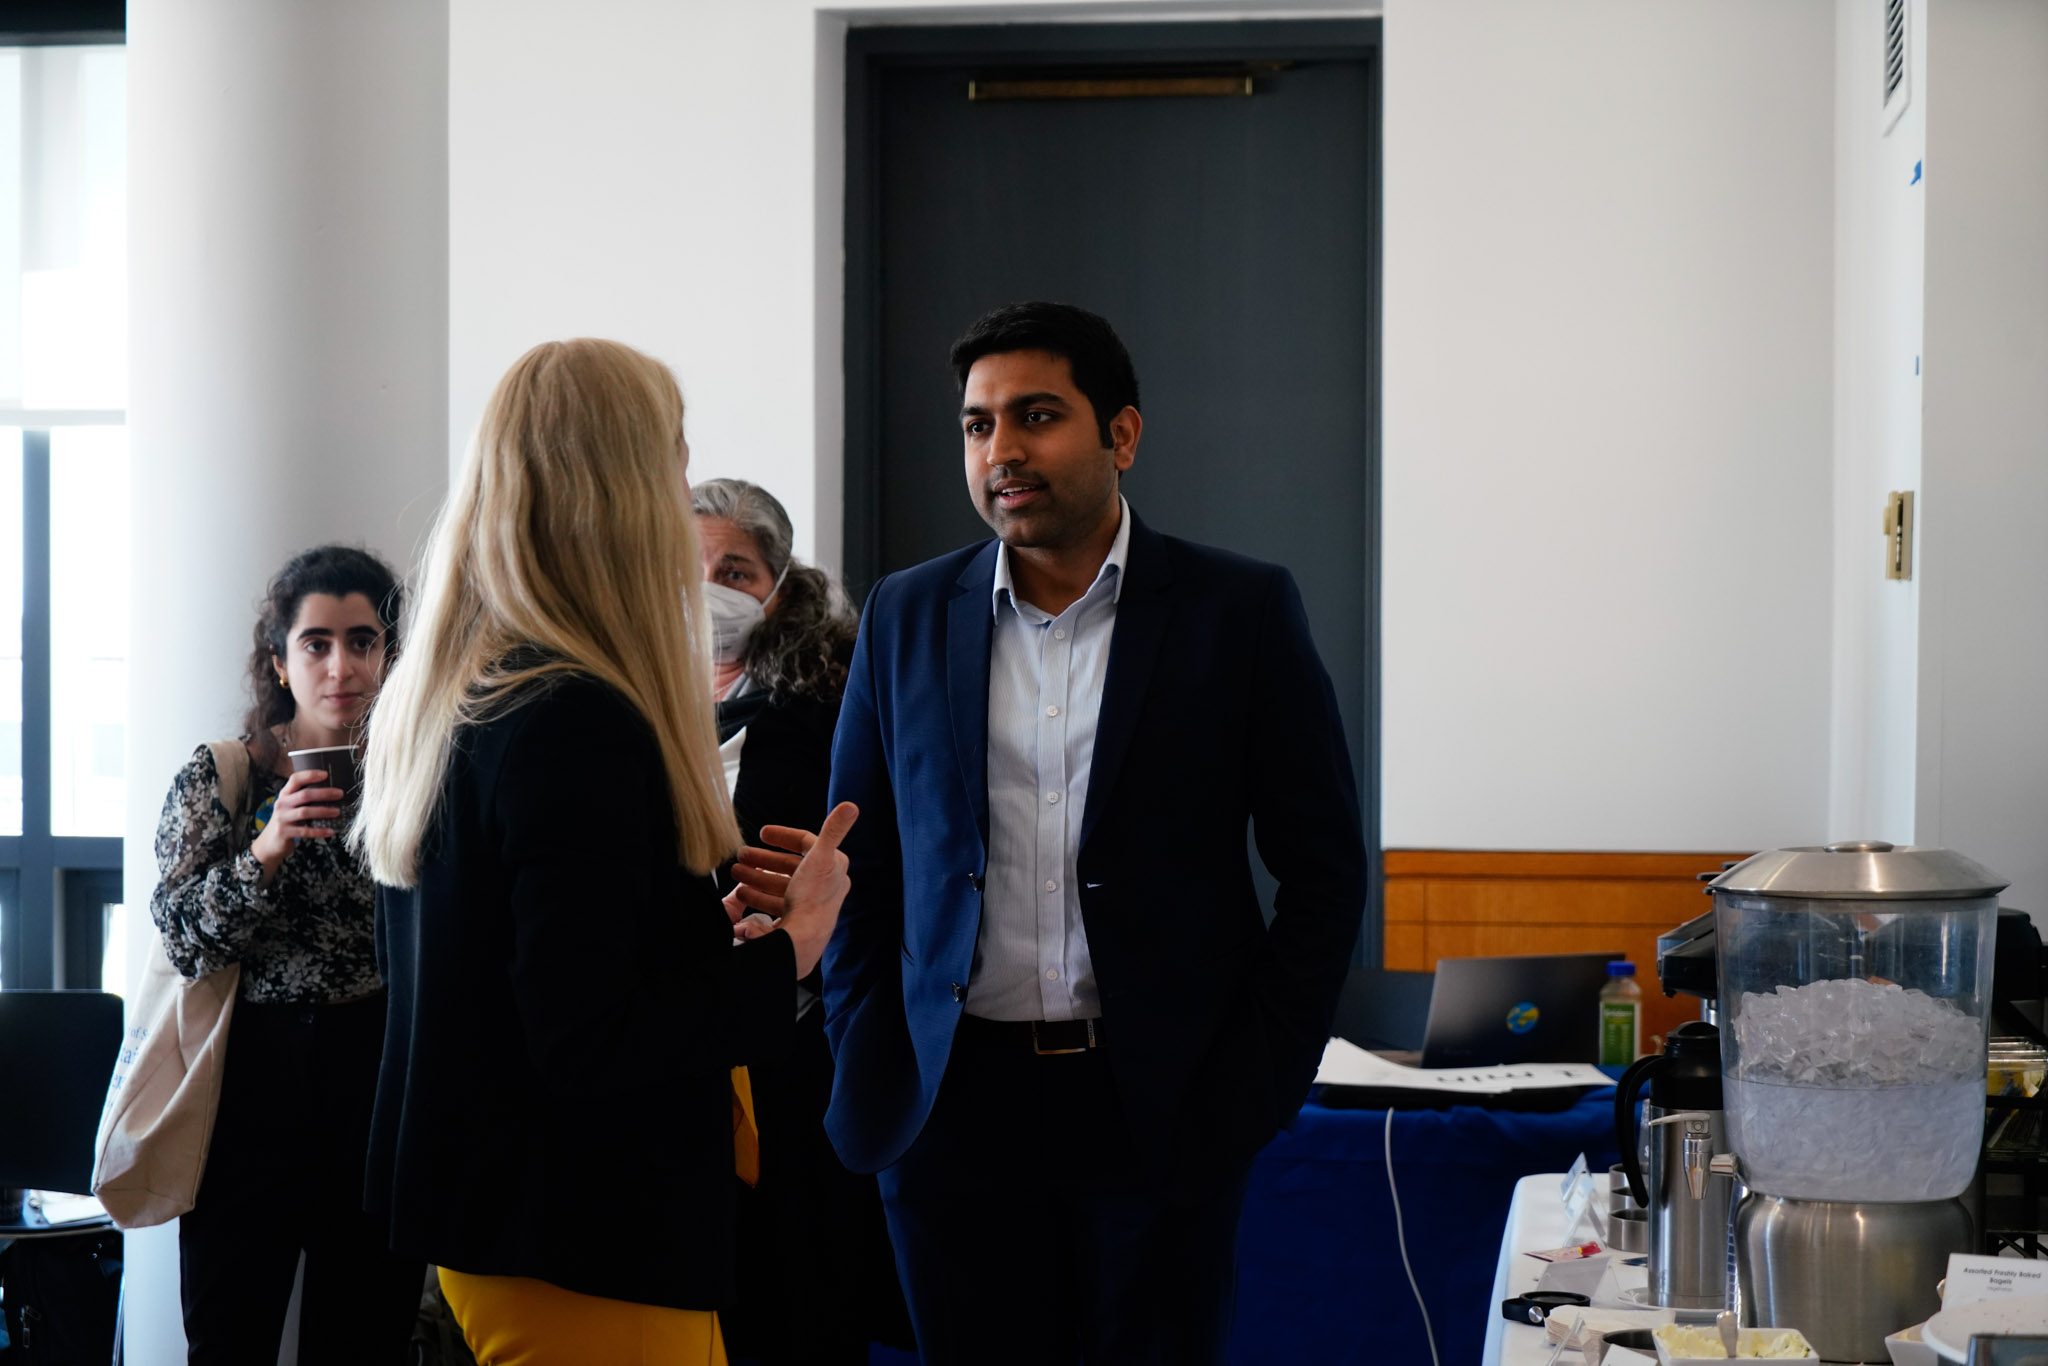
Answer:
top-left (1377, 0), bottom-right (1837, 850)
top-left (451, 0), bottom-right (1840, 857)
top-left (450, 0), bottom-right (822, 554)
top-left (127, 2), bottom-right (448, 1361)
top-left (447, 0), bottom-right (1378, 572)
top-left (1828, 0), bottom-right (1926, 846)
top-left (1917, 0), bottom-right (2048, 913)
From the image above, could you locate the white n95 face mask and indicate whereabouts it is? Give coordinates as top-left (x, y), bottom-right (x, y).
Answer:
top-left (700, 565), bottom-right (788, 664)
top-left (702, 581), bottom-right (766, 664)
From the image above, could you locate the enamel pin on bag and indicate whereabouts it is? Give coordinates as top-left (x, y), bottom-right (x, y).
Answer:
top-left (90, 739), bottom-right (250, 1229)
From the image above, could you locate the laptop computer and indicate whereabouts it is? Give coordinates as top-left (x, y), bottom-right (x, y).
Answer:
top-left (1418, 951), bottom-right (1623, 1069)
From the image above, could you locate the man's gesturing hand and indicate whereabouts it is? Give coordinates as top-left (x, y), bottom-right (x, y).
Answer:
top-left (724, 802), bottom-right (858, 978)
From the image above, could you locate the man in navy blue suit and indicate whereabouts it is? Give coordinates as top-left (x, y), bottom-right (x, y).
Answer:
top-left (823, 302), bottom-right (1366, 1363)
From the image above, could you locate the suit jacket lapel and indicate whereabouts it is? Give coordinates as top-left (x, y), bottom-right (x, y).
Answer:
top-left (946, 544), bottom-right (998, 848)
top-left (1081, 515), bottom-right (1173, 851)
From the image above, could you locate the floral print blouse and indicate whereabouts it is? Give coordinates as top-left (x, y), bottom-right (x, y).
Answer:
top-left (148, 739), bottom-right (382, 1005)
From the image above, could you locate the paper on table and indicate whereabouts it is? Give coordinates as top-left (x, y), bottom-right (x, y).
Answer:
top-left (29, 1191), bottom-right (106, 1226)
top-left (1314, 1037), bottom-right (1612, 1093)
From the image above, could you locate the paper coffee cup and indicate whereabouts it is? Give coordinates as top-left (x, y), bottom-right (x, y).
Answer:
top-left (288, 745), bottom-right (360, 827)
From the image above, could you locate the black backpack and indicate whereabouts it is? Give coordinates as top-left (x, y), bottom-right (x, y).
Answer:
top-left (0, 1230), bottom-right (121, 1365)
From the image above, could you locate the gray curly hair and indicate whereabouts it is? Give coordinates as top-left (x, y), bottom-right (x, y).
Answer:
top-left (689, 478), bottom-right (857, 702)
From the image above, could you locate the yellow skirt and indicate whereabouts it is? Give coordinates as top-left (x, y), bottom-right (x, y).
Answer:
top-left (438, 1067), bottom-right (757, 1366)
top-left (439, 1267), bottom-right (727, 1366)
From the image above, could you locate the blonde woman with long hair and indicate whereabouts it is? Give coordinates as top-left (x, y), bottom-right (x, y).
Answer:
top-left (352, 339), bottom-right (855, 1366)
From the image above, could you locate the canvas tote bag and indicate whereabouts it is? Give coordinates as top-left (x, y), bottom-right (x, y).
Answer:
top-left (91, 738), bottom-right (252, 1228)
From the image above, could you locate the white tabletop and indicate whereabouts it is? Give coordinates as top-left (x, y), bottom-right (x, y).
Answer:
top-left (1482, 1173), bottom-right (1668, 1366)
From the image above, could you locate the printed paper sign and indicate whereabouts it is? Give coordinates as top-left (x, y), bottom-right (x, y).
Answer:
top-left (1944, 1253), bottom-right (2048, 1308)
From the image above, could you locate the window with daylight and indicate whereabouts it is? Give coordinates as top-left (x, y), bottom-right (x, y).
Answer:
top-left (0, 41), bottom-right (129, 990)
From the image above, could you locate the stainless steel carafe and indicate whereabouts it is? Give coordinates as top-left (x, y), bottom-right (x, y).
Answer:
top-left (1615, 1022), bottom-right (1734, 1310)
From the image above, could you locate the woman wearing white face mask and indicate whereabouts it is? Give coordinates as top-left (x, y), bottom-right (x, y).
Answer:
top-left (698, 532), bottom-right (787, 703)
top-left (688, 478), bottom-right (909, 1365)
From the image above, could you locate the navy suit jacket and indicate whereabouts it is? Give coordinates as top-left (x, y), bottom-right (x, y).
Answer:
top-left (821, 513), bottom-right (1366, 1176)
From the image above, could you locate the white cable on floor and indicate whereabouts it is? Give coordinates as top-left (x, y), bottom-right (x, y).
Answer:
top-left (1386, 1106), bottom-right (1442, 1366)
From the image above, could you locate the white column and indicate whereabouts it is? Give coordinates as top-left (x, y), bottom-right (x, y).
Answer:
top-left (1826, 0), bottom-right (1926, 846)
top-left (124, 2), bottom-right (448, 1361)
top-left (1917, 0), bottom-right (2048, 914)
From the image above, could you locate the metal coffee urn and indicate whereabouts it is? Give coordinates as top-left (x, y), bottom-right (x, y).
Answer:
top-left (1707, 842), bottom-right (2005, 1364)
top-left (1615, 1022), bottom-right (1734, 1310)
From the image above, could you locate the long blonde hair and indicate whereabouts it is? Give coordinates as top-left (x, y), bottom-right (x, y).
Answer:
top-left (352, 338), bottom-right (740, 886)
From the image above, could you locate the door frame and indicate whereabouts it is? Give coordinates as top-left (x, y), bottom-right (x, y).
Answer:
top-left (839, 16), bottom-right (1385, 964)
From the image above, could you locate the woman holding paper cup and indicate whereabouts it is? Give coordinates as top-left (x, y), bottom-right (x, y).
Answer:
top-left (354, 338), bottom-right (857, 1364)
top-left (148, 543), bottom-right (423, 1364)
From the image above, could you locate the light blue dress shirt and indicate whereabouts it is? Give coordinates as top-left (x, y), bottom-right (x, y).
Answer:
top-left (968, 496), bottom-right (1133, 1022)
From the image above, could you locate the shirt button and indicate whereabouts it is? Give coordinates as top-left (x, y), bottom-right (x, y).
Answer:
top-left (1046, 968), bottom-right (1059, 981)
top-left (1046, 705), bottom-right (1060, 717)
top-left (1047, 792), bottom-right (1060, 803)
top-left (1044, 879), bottom-right (1058, 892)
top-left (1054, 629), bottom-right (1067, 640)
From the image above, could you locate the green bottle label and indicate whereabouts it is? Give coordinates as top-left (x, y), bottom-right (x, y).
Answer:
top-left (1599, 1001), bottom-right (1639, 1066)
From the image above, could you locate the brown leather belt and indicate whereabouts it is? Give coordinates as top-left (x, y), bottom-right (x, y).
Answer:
top-left (956, 1014), bottom-right (1107, 1055)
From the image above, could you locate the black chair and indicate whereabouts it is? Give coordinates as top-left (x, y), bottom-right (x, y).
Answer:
top-left (0, 990), bottom-right (123, 1199)
top-left (0, 990), bottom-right (125, 1364)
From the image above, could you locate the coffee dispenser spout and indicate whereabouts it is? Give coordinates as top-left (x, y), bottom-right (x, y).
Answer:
top-left (1646, 1111), bottom-right (1722, 1201)
top-left (1683, 1127), bottom-right (1712, 1201)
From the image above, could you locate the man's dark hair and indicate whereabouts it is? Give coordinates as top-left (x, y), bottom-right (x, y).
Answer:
top-left (949, 301), bottom-right (1140, 447)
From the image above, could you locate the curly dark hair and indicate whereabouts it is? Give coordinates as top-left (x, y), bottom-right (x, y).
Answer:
top-left (690, 479), bottom-right (857, 703)
top-left (241, 545), bottom-right (404, 770)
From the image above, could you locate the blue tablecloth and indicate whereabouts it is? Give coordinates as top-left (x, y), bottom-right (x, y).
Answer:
top-left (1228, 1087), bottom-right (1621, 1365)
top-left (852, 1085), bottom-right (1621, 1365)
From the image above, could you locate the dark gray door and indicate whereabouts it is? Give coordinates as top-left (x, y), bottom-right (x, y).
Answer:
top-left (847, 23), bottom-right (1379, 942)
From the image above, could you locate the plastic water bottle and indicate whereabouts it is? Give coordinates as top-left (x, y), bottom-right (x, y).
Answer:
top-left (1599, 960), bottom-right (1643, 1066)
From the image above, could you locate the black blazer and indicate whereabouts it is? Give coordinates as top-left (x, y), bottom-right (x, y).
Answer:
top-left (720, 688), bottom-right (841, 1000)
top-left (717, 689), bottom-right (841, 848)
top-left (368, 673), bottom-right (796, 1311)
top-left (822, 513), bottom-right (1367, 1175)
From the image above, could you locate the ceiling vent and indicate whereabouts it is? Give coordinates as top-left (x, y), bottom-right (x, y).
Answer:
top-left (1883, 0), bottom-right (1911, 134)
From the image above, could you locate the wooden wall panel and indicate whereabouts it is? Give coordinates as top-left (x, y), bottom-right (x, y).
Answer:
top-left (1385, 923), bottom-right (1427, 971)
top-left (1384, 880), bottom-right (1428, 925)
top-left (1419, 880), bottom-right (1708, 926)
top-left (1383, 849), bottom-right (1747, 1055)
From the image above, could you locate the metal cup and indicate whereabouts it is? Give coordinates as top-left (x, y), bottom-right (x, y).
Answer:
top-left (1609, 1206), bottom-right (1650, 1252)
top-left (1609, 1162), bottom-right (1639, 1215)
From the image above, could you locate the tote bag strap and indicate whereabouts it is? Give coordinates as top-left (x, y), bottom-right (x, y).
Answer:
top-left (204, 738), bottom-right (255, 836)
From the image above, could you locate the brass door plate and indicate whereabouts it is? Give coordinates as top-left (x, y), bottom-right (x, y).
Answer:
top-left (969, 75), bottom-right (1254, 100)
top-left (1884, 490), bottom-right (1915, 580)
